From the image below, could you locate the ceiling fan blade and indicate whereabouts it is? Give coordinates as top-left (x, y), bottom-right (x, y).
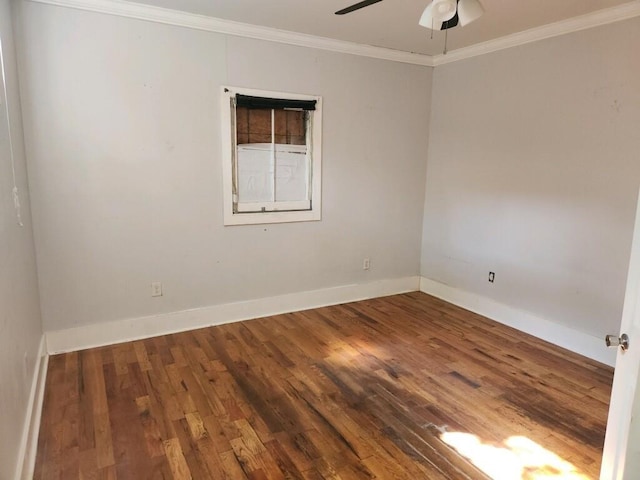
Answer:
top-left (335, 0), bottom-right (384, 15)
top-left (457, 0), bottom-right (484, 26)
top-left (441, 11), bottom-right (459, 29)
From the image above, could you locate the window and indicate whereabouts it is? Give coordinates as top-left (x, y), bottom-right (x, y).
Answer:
top-left (220, 86), bottom-right (322, 226)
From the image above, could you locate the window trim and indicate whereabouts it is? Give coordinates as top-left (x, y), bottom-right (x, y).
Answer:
top-left (220, 86), bottom-right (322, 226)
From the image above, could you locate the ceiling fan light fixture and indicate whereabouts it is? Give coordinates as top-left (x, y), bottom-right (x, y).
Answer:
top-left (457, 0), bottom-right (484, 26)
top-left (433, 0), bottom-right (457, 21)
top-left (419, 0), bottom-right (457, 28)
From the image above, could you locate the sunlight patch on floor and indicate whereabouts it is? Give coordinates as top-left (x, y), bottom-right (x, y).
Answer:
top-left (440, 431), bottom-right (590, 480)
top-left (328, 339), bottom-right (390, 365)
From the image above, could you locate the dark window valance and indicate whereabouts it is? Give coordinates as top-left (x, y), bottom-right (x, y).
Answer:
top-left (236, 94), bottom-right (316, 111)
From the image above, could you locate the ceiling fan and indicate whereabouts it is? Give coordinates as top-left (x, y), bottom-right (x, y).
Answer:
top-left (335, 0), bottom-right (484, 31)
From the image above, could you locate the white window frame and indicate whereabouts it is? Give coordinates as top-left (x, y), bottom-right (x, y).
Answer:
top-left (220, 86), bottom-right (322, 226)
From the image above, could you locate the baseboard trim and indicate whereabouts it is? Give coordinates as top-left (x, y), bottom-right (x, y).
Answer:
top-left (419, 277), bottom-right (616, 367)
top-left (15, 335), bottom-right (48, 480)
top-left (46, 276), bottom-right (420, 354)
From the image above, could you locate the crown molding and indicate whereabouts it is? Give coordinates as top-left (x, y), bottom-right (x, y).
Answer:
top-left (24, 0), bottom-right (640, 67)
top-left (25, 0), bottom-right (435, 67)
top-left (433, 0), bottom-right (640, 66)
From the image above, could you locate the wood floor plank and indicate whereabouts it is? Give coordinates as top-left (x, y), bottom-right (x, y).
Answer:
top-left (34, 292), bottom-right (613, 479)
top-left (164, 437), bottom-right (192, 480)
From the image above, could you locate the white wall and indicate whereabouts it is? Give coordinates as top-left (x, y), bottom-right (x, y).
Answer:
top-left (14, 2), bottom-right (432, 333)
top-left (0, 0), bottom-right (43, 478)
top-left (422, 17), bottom-right (640, 341)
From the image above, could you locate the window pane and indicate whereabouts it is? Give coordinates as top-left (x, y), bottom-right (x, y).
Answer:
top-left (235, 106), bottom-right (249, 144)
top-left (287, 110), bottom-right (306, 145)
top-left (270, 110), bottom-right (307, 145)
top-left (275, 145), bottom-right (309, 203)
top-left (237, 144), bottom-right (273, 203)
top-left (236, 107), bottom-right (273, 145)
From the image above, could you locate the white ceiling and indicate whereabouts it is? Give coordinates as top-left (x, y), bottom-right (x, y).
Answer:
top-left (127, 0), bottom-right (635, 56)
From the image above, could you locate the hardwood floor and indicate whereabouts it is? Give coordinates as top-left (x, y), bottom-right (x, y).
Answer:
top-left (34, 292), bottom-right (614, 479)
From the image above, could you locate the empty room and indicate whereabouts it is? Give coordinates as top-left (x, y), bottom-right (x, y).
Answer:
top-left (2, 0), bottom-right (640, 478)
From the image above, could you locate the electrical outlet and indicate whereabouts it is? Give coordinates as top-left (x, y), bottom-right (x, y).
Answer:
top-left (363, 258), bottom-right (371, 270)
top-left (488, 272), bottom-right (495, 283)
top-left (151, 281), bottom-right (163, 297)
